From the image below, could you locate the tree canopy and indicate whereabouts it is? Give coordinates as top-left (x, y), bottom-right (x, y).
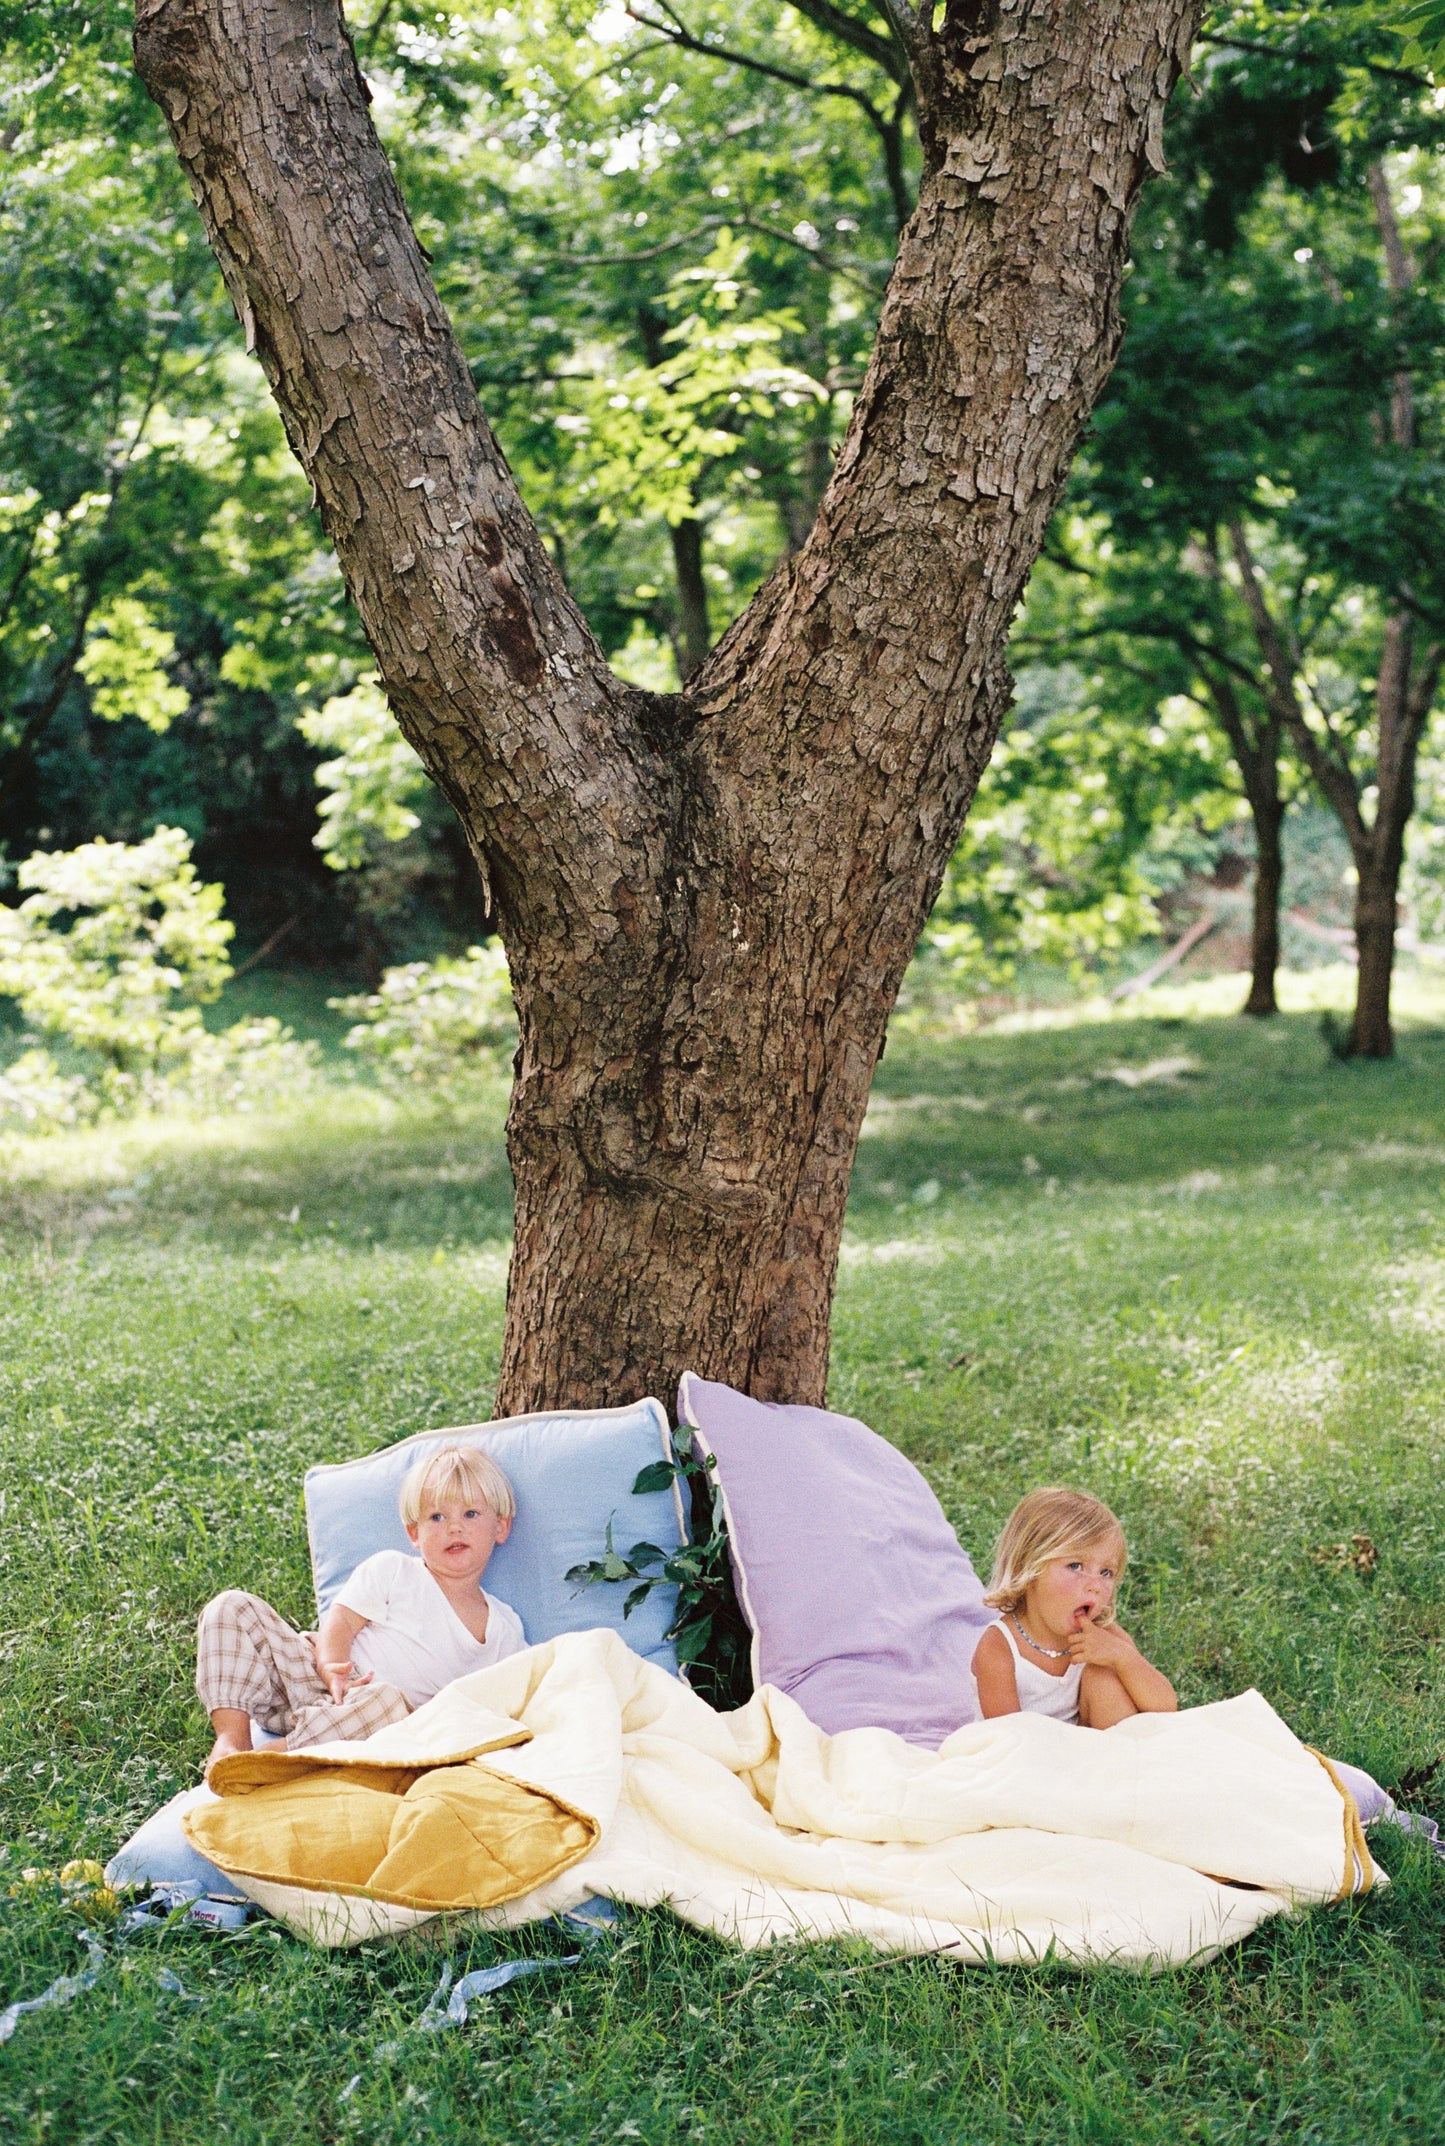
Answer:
top-left (3, 0), bottom-right (1444, 1040)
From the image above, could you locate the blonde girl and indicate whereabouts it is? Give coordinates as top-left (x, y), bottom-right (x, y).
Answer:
top-left (972, 1487), bottom-right (1176, 1729)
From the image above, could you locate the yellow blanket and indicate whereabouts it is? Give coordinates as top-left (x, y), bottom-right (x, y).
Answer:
top-left (185, 1627), bottom-right (1374, 1967)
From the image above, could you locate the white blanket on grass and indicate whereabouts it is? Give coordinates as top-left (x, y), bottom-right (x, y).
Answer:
top-left (216, 1627), bottom-right (1374, 1968)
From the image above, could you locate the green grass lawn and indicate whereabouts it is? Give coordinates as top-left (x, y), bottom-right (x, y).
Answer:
top-left (3, 979), bottom-right (1445, 2143)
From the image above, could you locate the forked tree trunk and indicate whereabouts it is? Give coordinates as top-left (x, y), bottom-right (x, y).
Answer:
top-left (1228, 527), bottom-right (1440, 1067)
top-left (134, 0), bottom-right (1204, 1411)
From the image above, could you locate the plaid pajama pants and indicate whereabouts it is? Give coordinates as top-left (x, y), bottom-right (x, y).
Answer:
top-left (195, 1589), bottom-right (412, 1751)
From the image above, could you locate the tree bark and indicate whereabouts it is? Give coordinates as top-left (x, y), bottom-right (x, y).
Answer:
top-left (1343, 618), bottom-right (1440, 1058)
top-left (134, 0), bottom-right (1205, 1412)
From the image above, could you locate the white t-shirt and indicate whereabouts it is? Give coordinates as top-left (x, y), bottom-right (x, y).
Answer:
top-left (336, 1548), bottom-right (526, 1706)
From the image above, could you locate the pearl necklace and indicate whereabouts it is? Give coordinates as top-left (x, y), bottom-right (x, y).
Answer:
top-left (1010, 1610), bottom-right (1069, 1661)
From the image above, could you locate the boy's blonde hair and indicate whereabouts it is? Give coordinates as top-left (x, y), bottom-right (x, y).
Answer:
top-left (399, 1443), bottom-right (516, 1526)
top-left (983, 1487), bottom-right (1126, 1625)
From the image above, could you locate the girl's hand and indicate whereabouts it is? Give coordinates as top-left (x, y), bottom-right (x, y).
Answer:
top-left (1066, 1609), bottom-right (1138, 1672)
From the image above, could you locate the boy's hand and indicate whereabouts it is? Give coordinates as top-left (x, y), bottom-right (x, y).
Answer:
top-left (315, 1649), bottom-right (372, 1705)
top-left (1066, 1609), bottom-right (1137, 1672)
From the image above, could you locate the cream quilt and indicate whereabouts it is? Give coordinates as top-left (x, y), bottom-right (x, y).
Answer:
top-left (187, 1627), bottom-right (1375, 1969)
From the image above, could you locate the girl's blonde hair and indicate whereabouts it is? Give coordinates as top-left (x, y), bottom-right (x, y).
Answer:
top-left (983, 1487), bottom-right (1126, 1624)
top-left (399, 1443), bottom-right (516, 1526)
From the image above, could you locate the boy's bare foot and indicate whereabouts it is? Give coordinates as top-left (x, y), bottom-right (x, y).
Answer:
top-left (205, 1709), bottom-right (254, 1781)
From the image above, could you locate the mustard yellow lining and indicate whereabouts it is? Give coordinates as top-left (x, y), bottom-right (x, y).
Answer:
top-left (184, 1753), bottom-right (599, 1912)
top-left (208, 1725), bottom-right (533, 1797)
top-left (1306, 1746), bottom-right (1375, 1899)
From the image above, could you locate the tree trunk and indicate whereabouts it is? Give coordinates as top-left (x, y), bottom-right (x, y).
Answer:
top-left (668, 515), bottom-right (710, 679)
top-left (1340, 614), bottom-right (1439, 1059)
top-left (1243, 795), bottom-right (1283, 1017)
top-left (1349, 849), bottom-right (1399, 1059)
top-left (1197, 653), bottom-right (1284, 1021)
top-left (134, 0), bottom-right (1204, 1412)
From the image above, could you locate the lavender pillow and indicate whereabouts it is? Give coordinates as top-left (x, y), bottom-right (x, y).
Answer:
top-left (677, 1373), bottom-right (997, 1747)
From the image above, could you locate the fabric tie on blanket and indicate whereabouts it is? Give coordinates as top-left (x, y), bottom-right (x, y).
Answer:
top-left (184, 1629), bottom-right (1377, 1969)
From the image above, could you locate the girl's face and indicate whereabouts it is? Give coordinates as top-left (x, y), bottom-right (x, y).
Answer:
top-left (1024, 1537), bottom-right (1122, 1639)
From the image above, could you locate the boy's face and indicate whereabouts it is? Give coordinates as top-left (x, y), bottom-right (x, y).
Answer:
top-left (406, 1493), bottom-right (511, 1586)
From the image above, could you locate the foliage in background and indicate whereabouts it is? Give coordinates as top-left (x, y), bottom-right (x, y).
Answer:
top-left (296, 680), bottom-right (429, 871)
top-left (1394, 0), bottom-right (1445, 73)
top-left (1406, 740), bottom-right (1445, 937)
top-left (7, 0), bottom-right (1445, 1035)
top-left (904, 610), bottom-right (1242, 1009)
top-left (331, 944), bottom-right (516, 1095)
top-left (0, 12), bottom-right (477, 967)
top-left (547, 231), bottom-right (826, 533)
top-left (0, 828), bottom-right (231, 1071)
top-left (0, 829), bottom-right (319, 1125)
top-left (1055, 0), bottom-right (1445, 1025)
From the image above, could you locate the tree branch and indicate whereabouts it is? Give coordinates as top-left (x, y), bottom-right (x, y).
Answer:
top-left (511, 210), bottom-right (887, 289)
top-left (1197, 29), bottom-right (1428, 89)
top-left (1227, 520), bottom-right (1365, 847)
top-left (625, 2), bottom-right (891, 128)
top-left (624, 2), bottom-right (914, 226)
top-left (782, 0), bottom-right (910, 86)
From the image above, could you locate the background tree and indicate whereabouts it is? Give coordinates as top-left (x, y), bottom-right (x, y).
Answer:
top-left (1066, 1), bottom-right (1445, 1051)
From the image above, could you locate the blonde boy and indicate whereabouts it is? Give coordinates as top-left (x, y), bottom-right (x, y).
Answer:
top-left (196, 1445), bottom-right (525, 1774)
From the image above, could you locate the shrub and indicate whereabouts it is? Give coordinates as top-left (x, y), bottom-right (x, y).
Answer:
top-left (331, 944), bottom-right (515, 1093)
top-left (0, 1048), bottom-right (98, 1132)
top-left (0, 830), bottom-right (322, 1130)
top-left (0, 827), bottom-right (231, 1085)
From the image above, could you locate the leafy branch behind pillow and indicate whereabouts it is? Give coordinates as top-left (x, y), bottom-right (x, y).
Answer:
top-left (566, 1432), bottom-right (752, 1711)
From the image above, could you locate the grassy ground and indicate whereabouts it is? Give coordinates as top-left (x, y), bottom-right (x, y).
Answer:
top-left (2, 972), bottom-right (1445, 2143)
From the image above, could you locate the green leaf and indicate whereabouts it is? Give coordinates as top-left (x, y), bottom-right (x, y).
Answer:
top-left (672, 1616), bottom-right (716, 1665)
top-left (631, 1460), bottom-right (679, 1496)
top-left (624, 1540), bottom-right (666, 1567)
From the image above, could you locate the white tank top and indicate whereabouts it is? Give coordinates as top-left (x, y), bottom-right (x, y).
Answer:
top-left (999, 1617), bottom-right (1083, 1724)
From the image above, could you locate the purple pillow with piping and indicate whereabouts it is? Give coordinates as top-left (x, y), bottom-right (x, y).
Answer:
top-left (677, 1373), bottom-right (997, 1747)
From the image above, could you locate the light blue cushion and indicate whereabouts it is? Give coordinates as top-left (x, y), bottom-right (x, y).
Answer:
top-left (105, 1786), bottom-right (233, 1893)
top-left (304, 1398), bottom-right (686, 1673)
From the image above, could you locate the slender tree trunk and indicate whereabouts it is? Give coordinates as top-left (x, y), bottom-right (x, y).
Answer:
top-left (668, 515), bottom-right (710, 678)
top-left (635, 309), bottom-right (712, 676)
top-left (135, 0), bottom-right (1205, 1411)
top-left (1243, 794), bottom-right (1283, 1017)
top-left (1341, 611), bottom-right (1437, 1058)
top-left (1196, 648), bottom-right (1283, 1019)
top-left (1349, 846), bottom-right (1399, 1058)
